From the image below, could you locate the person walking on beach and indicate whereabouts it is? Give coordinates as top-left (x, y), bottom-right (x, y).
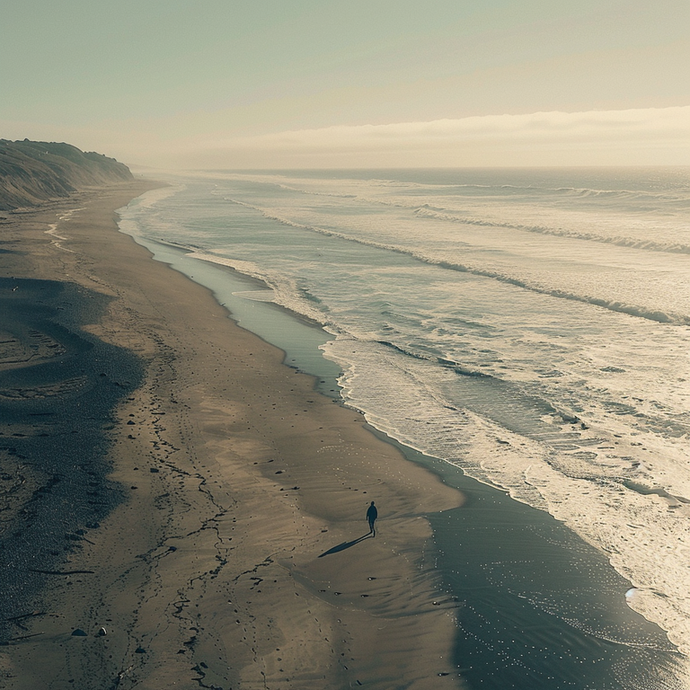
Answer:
top-left (366, 501), bottom-right (378, 536)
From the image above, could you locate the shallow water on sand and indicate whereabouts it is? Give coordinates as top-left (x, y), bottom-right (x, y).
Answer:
top-left (119, 168), bottom-right (690, 688)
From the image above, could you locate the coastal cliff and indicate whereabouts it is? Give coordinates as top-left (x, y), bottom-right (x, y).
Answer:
top-left (0, 139), bottom-right (133, 211)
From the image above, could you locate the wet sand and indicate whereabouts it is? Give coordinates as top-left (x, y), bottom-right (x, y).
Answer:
top-left (0, 182), bottom-right (464, 689)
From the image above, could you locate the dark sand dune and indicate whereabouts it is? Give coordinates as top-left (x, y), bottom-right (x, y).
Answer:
top-left (0, 276), bottom-right (142, 641)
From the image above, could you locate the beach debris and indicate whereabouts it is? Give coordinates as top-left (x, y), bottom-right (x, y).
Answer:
top-left (71, 628), bottom-right (87, 636)
top-left (97, 626), bottom-right (107, 636)
top-left (116, 666), bottom-right (134, 683)
top-left (5, 610), bottom-right (44, 623)
top-left (6, 632), bottom-right (44, 643)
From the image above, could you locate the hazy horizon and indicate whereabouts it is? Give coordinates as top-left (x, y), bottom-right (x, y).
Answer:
top-left (2, 0), bottom-right (688, 169)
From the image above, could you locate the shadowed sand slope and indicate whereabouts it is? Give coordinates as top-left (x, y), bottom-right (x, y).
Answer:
top-left (0, 180), bottom-right (465, 689)
top-left (0, 275), bottom-right (143, 638)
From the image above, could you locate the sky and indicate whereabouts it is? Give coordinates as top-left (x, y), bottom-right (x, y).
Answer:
top-left (1, 0), bottom-right (689, 169)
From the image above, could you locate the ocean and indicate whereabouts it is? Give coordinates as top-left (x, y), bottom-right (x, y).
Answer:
top-left (119, 168), bottom-right (690, 689)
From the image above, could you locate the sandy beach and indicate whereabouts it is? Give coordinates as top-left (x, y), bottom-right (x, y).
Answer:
top-left (0, 181), bottom-right (464, 689)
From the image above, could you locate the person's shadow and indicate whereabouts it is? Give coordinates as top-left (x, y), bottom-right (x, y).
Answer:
top-left (318, 532), bottom-right (373, 558)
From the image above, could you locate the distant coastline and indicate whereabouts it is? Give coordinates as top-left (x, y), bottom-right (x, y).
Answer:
top-left (0, 139), bottom-right (132, 211)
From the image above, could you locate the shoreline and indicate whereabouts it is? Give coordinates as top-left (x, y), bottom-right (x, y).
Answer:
top-left (0, 182), bottom-right (464, 688)
top-left (119, 176), bottom-right (689, 690)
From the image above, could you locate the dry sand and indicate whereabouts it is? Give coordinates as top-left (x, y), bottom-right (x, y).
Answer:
top-left (0, 182), bottom-right (465, 689)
